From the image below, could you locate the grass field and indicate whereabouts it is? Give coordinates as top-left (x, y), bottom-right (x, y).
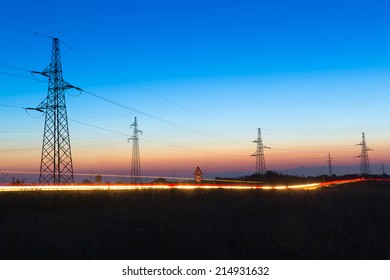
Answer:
top-left (1, 181), bottom-right (390, 259)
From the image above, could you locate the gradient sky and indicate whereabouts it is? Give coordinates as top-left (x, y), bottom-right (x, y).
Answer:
top-left (1, 0), bottom-right (390, 180)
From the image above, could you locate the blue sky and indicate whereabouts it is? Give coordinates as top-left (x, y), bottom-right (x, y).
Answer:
top-left (1, 0), bottom-right (390, 180)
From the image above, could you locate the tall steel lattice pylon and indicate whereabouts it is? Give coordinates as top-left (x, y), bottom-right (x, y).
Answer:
top-left (35, 38), bottom-right (80, 184)
top-left (128, 117), bottom-right (142, 183)
top-left (327, 152), bottom-right (333, 176)
top-left (251, 128), bottom-right (270, 175)
top-left (356, 132), bottom-right (373, 175)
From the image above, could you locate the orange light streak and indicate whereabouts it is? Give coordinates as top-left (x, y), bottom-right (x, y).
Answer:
top-left (0, 182), bottom-right (321, 192)
top-left (0, 178), bottom-right (382, 192)
top-left (319, 178), bottom-right (365, 187)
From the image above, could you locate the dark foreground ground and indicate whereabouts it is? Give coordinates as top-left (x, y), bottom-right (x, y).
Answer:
top-left (1, 181), bottom-right (390, 259)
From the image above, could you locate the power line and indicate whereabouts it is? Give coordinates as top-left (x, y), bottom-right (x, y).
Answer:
top-left (0, 22), bottom-right (222, 126)
top-left (0, 61), bottom-right (247, 145)
top-left (0, 63), bottom-right (48, 83)
top-left (0, 20), bottom-right (54, 39)
top-left (0, 24), bottom-right (321, 140)
top-left (142, 137), bottom-right (246, 156)
top-left (0, 103), bottom-right (26, 109)
top-left (0, 63), bottom-right (32, 72)
top-left (0, 30), bottom-right (279, 164)
top-left (68, 118), bottom-right (247, 157)
top-left (80, 89), bottom-right (247, 145)
top-left (69, 118), bottom-right (129, 137)
top-left (59, 39), bottom-right (254, 129)
top-left (0, 148), bottom-right (40, 152)
top-left (2, 66), bottom-right (362, 139)
top-left (0, 104), bottom-right (45, 119)
top-left (0, 70), bottom-right (46, 83)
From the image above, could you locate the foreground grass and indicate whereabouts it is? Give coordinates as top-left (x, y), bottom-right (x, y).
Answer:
top-left (1, 182), bottom-right (390, 259)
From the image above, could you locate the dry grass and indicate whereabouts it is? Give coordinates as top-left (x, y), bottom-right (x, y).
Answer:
top-left (1, 182), bottom-right (390, 259)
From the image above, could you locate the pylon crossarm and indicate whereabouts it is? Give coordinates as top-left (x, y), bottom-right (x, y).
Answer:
top-left (30, 70), bottom-right (49, 77)
top-left (35, 97), bottom-right (49, 111)
top-left (63, 81), bottom-right (82, 91)
top-left (25, 107), bottom-right (45, 113)
top-left (31, 62), bottom-right (51, 77)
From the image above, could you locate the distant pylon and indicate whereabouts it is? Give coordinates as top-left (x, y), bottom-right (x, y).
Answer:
top-left (356, 132), bottom-right (373, 175)
top-left (251, 128), bottom-right (270, 175)
top-left (35, 38), bottom-right (80, 185)
top-left (327, 152), bottom-right (333, 176)
top-left (128, 117), bottom-right (142, 183)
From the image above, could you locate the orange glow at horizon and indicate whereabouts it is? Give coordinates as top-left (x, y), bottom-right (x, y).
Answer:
top-left (2, 139), bottom-right (390, 176)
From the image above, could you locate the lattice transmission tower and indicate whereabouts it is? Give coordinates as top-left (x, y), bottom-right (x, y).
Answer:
top-left (327, 152), bottom-right (333, 176)
top-left (251, 128), bottom-right (270, 175)
top-left (34, 38), bottom-right (80, 184)
top-left (128, 117), bottom-right (142, 183)
top-left (356, 132), bottom-right (373, 175)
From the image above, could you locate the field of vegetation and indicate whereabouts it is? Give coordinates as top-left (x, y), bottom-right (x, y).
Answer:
top-left (1, 181), bottom-right (390, 259)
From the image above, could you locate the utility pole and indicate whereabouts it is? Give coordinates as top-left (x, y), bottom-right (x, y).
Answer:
top-left (128, 117), bottom-right (142, 183)
top-left (327, 152), bottom-right (333, 176)
top-left (356, 132), bottom-right (372, 176)
top-left (34, 38), bottom-right (80, 185)
top-left (251, 128), bottom-right (270, 175)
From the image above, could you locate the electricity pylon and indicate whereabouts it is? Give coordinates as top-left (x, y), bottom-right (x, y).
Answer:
top-left (251, 128), bottom-right (270, 175)
top-left (34, 38), bottom-right (80, 184)
top-left (356, 132), bottom-right (372, 175)
top-left (128, 117), bottom-right (142, 183)
top-left (327, 152), bottom-right (333, 176)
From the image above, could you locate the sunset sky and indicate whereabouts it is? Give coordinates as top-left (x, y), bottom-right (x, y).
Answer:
top-left (1, 0), bottom-right (390, 181)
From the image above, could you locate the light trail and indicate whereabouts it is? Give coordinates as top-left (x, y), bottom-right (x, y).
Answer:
top-left (318, 178), bottom-right (366, 187)
top-left (0, 182), bottom-right (321, 192)
top-left (0, 178), bottom-right (386, 193)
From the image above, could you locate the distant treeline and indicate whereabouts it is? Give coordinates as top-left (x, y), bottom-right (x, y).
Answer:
top-left (215, 170), bottom-right (390, 186)
top-left (5, 170), bottom-right (390, 186)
